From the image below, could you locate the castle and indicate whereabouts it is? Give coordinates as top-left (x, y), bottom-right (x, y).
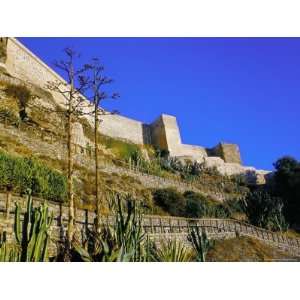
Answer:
top-left (0, 37), bottom-right (269, 182)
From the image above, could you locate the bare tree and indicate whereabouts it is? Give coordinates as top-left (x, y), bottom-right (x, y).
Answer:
top-left (87, 58), bottom-right (119, 231)
top-left (46, 48), bottom-right (91, 246)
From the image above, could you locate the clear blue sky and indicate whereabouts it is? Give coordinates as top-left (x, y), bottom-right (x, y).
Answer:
top-left (18, 38), bottom-right (300, 170)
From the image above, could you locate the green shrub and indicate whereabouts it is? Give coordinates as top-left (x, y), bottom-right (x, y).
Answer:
top-left (242, 190), bottom-right (288, 231)
top-left (153, 189), bottom-right (232, 218)
top-left (0, 151), bottom-right (67, 202)
top-left (184, 191), bottom-right (210, 218)
top-left (212, 203), bottom-right (231, 218)
top-left (153, 188), bottom-right (186, 217)
top-left (128, 149), bottom-right (164, 176)
top-left (184, 191), bottom-right (230, 218)
top-left (272, 156), bottom-right (300, 225)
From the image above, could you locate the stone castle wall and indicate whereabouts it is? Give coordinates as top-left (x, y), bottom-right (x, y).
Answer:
top-left (5, 38), bottom-right (149, 145)
top-left (1, 37), bottom-right (270, 179)
top-left (150, 114), bottom-right (208, 159)
top-left (210, 143), bottom-right (242, 164)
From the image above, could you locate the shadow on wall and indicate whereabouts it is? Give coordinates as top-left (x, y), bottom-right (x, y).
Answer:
top-left (142, 124), bottom-right (152, 145)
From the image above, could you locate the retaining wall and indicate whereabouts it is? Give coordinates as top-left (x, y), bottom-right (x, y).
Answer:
top-left (1, 193), bottom-right (299, 258)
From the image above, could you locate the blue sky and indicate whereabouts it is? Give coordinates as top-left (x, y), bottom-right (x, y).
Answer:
top-left (18, 38), bottom-right (300, 170)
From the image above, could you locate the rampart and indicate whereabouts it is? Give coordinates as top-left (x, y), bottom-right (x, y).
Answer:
top-left (0, 37), bottom-right (270, 180)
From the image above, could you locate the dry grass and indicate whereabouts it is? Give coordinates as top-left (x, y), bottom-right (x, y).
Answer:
top-left (206, 236), bottom-right (296, 262)
top-left (283, 229), bottom-right (300, 239)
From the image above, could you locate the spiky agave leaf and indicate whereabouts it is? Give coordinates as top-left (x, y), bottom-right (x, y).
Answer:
top-left (153, 239), bottom-right (193, 262)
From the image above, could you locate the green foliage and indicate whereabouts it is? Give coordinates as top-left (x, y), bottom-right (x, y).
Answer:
top-left (0, 151), bottom-right (67, 202)
top-left (151, 239), bottom-right (194, 262)
top-left (101, 135), bottom-right (141, 161)
top-left (0, 232), bottom-right (21, 262)
top-left (153, 188), bottom-right (187, 217)
top-left (184, 191), bottom-right (210, 218)
top-left (188, 226), bottom-right (213, 262)
top-left (242, 190), bottom-right (288, 231)
top-left (14, 190), bottom-right (53, 262)
top-left (184, 191), bottom-right (231, 218)
top-left (73, 193), bottom-right (197, 263)
top-left (128, 149), bottom-right (164, 176)
top-left (0, 191), bottom-right (53, 262)
top-left (224, 198), bottom-right (244, 215)
top-left (159, 156), bottom-right (184, 173)
top-left (153, 189), bottom-right (231, 218)
top-left (273, 156), bottom-right (300, 225)
top-left (73, 194), bottom-right (149, 262)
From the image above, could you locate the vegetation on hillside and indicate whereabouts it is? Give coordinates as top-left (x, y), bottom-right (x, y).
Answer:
top-left (240, 156), bottom-right (300, 232)
top-left (0, 151), bottom-right (67, 202)
top-left (0, 191), bottom-right (53, 262)
top-left (272, 156), bottom-right (300, 225)
top-left (152, 188), bottom-right (241, 219)
top-left (242, 190), bottom-right (288, 231)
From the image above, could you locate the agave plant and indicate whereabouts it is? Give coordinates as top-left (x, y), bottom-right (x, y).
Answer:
top-left (0, 190), bottom-right (53, 262)
top-left (14, 189), bottom-right (53, 262)
top-left (73, 193), bottom-right (149, 262)
top-left (188, 226), bottom-right (213, 262)
top-left (151, 239), bottom-right (193, 262)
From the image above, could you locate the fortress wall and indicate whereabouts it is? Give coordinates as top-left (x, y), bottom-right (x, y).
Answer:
top-left (3, 38), bottom-right (253, 171)
top-left (150, 115), bottom-right (168, 150)
top-left (4, 38), bottom-right (151, 145)
top-left (211, 143), bottom-right (242, 164)
top-left (150, 114), bottom-right (183, 156)
top-left (99, 114), bottom-right (150, 145)
top-left (5, 38), bottom-right (67, 107)
top-left (176, 144), bottom-right (208, 160)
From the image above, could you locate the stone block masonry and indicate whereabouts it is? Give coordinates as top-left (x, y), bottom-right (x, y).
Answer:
top-left (1, 37), bottom-right (270, 180)
top-left (0, 193), bottom-right (299, 258)
top-left (210, 143), bottom-right (242, 164)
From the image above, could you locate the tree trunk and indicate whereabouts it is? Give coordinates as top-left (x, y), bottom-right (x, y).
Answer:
top-left (94, 103), bottom-right (101, 232)
top-left (67, 84), bottom-right (75, 245)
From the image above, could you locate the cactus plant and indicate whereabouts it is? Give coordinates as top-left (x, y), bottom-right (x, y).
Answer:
top-left (188, 226), bottom-right (213, 262)
top-left (0, 232), bottom-right (21, 262)
top-left (14, 189), bottom-right (53, 262)
top-left (73, 193), bottom-right (149, 262)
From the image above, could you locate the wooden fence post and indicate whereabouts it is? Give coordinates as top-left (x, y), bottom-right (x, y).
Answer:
top-left (169, 217), bottom-right (172, 233)
top-left (150, 217), bottom-right (153, 234)
top-left (5, 185), bottom-right (13, 221)
top-left (85, 209), bottom-right (89, 233)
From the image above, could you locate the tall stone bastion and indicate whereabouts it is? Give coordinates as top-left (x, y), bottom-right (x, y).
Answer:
top-left (0, 37), bottom-right (270, 184)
